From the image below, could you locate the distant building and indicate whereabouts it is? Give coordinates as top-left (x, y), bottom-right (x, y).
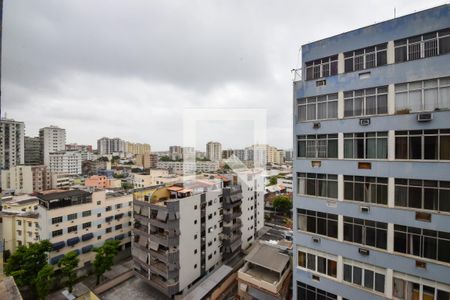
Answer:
top-left (39, 125), bottom-right (66, 166)
top-left (37, 189), bottom-right (132, 275)
top-left (206, 141), bottom-right (222, 162)
top-left (127, 143), bottom-right (151, 155)
top-left (222, 149), bottom-right (234, 159)
top-left (156, 161), bottom-right (219, 175)
top-left (233, 149), bottom-right (246, 162)
top-left (284, 149), bottom-right (293, 162)
top-left (49, 151), bottom-right (82, 175)
top-left (50, 173), bottom-right (74, 189)
top-left (135, 153), bottom-right (154, 169)
top-left (237, 242), bottom-right (291, 300)
top-left (1, 165), bottom-right (51, 194)
top-left (0, 118), bottom-right (25, 170)
top-left (182, 147), bottom-right (195, 161)
top-left (66, 143), bottom-right (93, 153)
top-left (97, 137), bottom-right (126, 155)
top-left (24, 136), bottom-right (42, 165)
top-left (1, 210), bottom-right (39, 253)
top-left (84, 175), bottom-right (121, 189)
top-left (169, 145), bottom-right (183, 160)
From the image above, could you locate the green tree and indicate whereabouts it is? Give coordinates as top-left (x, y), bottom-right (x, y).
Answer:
top-left (121, 182), bottom-right (134, 190)
top-left (5, 240), bottom-right (52, 289)
top-left (93, 240), bottom-right (120, 285)
top-left (272, 195), bottom-right (292, 214)
top-left (97, 156), bottom-right (109, 162)
top-left (3, 249), bottom-right (11, 262)
top-left (58, 251), bottom-right (79, 293)
top-left (159, 155), bottom-right (171, 161)
top-left (36, 264), bottom-right (54, 300)
top-left (268, 176), bottom-right (278, 185)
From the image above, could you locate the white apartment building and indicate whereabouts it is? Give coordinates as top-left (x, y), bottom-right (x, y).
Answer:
top-left (156, 161), bottom-right (219, 175)
top-left (37, 189), bottom-right (132, 274)
top-left (48, 151), bottom-right (82, 175)
top-left (206, 142), bottom-right (222, 162)
top-left (0, 118), bottom-right (25, 170)
top-left (39, 126), bottom-right (66, 166)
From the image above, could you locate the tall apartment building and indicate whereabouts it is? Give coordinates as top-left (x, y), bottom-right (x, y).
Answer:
top-left (48, 151), bottom-right (82, 175)
top-left (206, 142), bottom-right (222, 162)
top-left (97, 137), bottom-right (126, 155)
top-left (37, 189), bottom-right (132, 274)
top-left (132, 175), bottom-right (264, 298)
top-left (156, 161), bottom-right (219, 175)
top-left (127, 143), bottom-right (151, 155)
top-left (0, 118), bottom-right (24, 170)
top-left (182, 147), bottom-right (195, 161)
top-left (39, 126), bottom-right (66, 166)
top-left (169, 146), bottom-right (183, 161)
top-left (24, 136), bottom-right (42, 165)
top-left (1, 165), bottom-right (50, 194)
top-left (293, 5), bottom-right (450, 300)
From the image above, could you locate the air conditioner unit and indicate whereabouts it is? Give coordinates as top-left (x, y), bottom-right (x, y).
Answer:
top-left (417, 112), bottom-right (433, 122)
top-left (359, 248), bottom-right (370, 256)
top-left (360, 206), bottom-right (370, 213)
top-left (359, 118), bottom-right (370, 126)
top-left (312, 236), bottom-right (321, 243)
top-left (313, 122), bottom-right (321, 129)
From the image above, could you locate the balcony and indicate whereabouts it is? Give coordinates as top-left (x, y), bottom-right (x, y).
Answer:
top-left (149, 248), bottom-right (179, 264)
top-left (147, 275), bottom-right (179, 297)
top-left (149, 260), bottom-right (178, 280)
top-left (149, 218), bottom-right (179, 230)
top-left (150, 233), bottom-right (179, 247)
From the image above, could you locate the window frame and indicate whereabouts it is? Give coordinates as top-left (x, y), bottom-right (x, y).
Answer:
top-left (344, 131), bottom-right (388, 159)
top-left (297, 173), bottom-right (338, 200)
top-left (297, 93), bottom-right (338, 122)
top-left (344, 43), bottom-right (387, 73)
top-left (344, 175), bottom-right (388, 205)
top-left (305, 55), bottom-right (338, 80)
top-left (344, 86), bottom-right (388, 118)
top-left (395, 129), bottom-right (450, 161)
top-left (343, 259), bottom-right (386, 294)
top-left (343, 216), bottom-right (388, 250)
top-left (297, 134), bottom-right (338, 158)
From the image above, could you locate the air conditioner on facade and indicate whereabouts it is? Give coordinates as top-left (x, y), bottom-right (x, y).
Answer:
top-left (360, 206), bottom-right (370, 213)
top-left (359, 248), bottom-right (370, 256)
top-left (417, 112), bottom-right (433, 122)
top-left (313, 122), bottom-right (321, 129)
top-left (359, 118), bottom-right (370, 126)
top-left (312, 236), bottom-right (321, 243)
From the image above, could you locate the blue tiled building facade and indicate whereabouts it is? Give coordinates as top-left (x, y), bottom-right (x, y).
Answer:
top-left (293, 5), bottom-right (450, 300)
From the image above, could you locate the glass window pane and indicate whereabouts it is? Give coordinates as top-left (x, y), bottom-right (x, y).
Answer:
top-left (364, 269), bottom-right (374, 289)
top-left (438, 239), bottom-right (450, 263)
top-left (298, 141), bottom-right (306, 157)
top-left (344, 139), bottom-right (354, 158)
top-left (327, 260), bottom-right (337, 278)
top-left (423, 236), bottom-right (437, 260)
top-left (356, 138), bottom-right (365, 158)
top-left (439, 189), bottom-right (450, 212)
top-left (409, 136), bottom-right (422, 159)
top-left (328, 181), bottom-right (338, 199)
top-left (353, 266), bottom-right (362, 285)
top-left (377, 184), bottom-right (388, 205)
top-left (440, 136), bottom-right (450, 160)
top-left (343, 264), bottom-right (352, 282)
top-left (298, 251), bottom-right (306, 267)
top-left (307, 103), bottom-right (316, 121)
top-left (377, 137), bottom-right (388, 159)
top-left (439, 86), bottom-right (450, 109)
top-left (424, 88), bottom-right (438, 111)
top-left (396, 91), bottom-right (409, 113)
top-left (396, 137), bottom-right (408, 159)
top-left (307, 215), bottom-right (316, 233)
top-left (328, 139), bottom-right (338, 158)
top-left (307, 253), bottom-right (316, 270)
top-left (366, 138), bottom-right (377, 158)
top-left (394, 231), bottom-right (407, 253)
top-left (317, 256), bottom-right (326, 274)
top-left (344, 182), bottom-right (353, 200)
top-left (344, 223), bottom-right (353, 242)
top-left (409, 90), bottom-right (422, 112)
top-left (375, 273), bottom-right (385, 293)
top-left (299, 105), bottom-right (307, 121)
top-left (377, 50), bottom-right (387, 66)
top-left (354, 182), bottom-right (364, 202)
top-left (395, 186), bottom-right (408, 207)
top-left (344, 99), bottom-right (353, 117)
top-left (318, 102), bottom-right (327, 119)
top-left (395, 46), bottom-right (407, 63)
top-left (424, 188), bottom-right (438, 210)
top-left (355, 97), bottom-right (364, 116)
top-left (439, 35), bottom-right (450, 54)
top-left (409, 187), bottom-right (422, 208)
top-left (328, 101), bottom-right (338, 118)
top-left (366, 96), bottom-right (377, 115)
top-left (424, 136), bottom-right (438, 160)
top-left (377, 94), bottom-right (388, 114)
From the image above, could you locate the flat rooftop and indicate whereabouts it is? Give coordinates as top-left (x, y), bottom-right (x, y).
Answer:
top-left (36, 189), bottom-right (91, 201)
top-left (245, 243), bottom-right (290, 274)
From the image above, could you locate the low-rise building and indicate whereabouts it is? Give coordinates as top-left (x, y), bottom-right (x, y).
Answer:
top-left (237, 242), bottom-right (291, 300)
top-left (36, 189), bottom-right (133, 274)
top-left (156, 161), bottom-right (219, 175)
top-left (49, 151), bottom-right (82, 175)
top-left (1, 194), bottom-right (39, 212)
top-left (51, 173), bottom-right (74, 189)
top-left (84, 175), bottom-right (121, 189)
top-left (1, 210), bottom-right (39, 253)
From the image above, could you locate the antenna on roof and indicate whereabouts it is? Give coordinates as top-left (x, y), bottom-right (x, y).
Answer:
top-left (394, 7), bottom-right (396, 18)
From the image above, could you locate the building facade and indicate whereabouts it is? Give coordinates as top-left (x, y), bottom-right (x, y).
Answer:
top-left (156, 161), bottom-right (220, 175)
top-left (127, 143), bottom-right (151, 155)
top-left (97, 137), bottom-right (127, 155)
top-left (48, 151), bottom-right (82, 175)
top-left (24, 136), bottom-right (42, 165)
top-left (1, 165), bottom-right (50, 194)
top-left (132, 178), bottom-right (246, 298)
top-left (39, 126), bottom-right (66, 166)
top-left (293, 5), bottom-right (450, 300)
top-left (206, 142), bottom-right (222, 162)
top-left (0, 118), bottom-right (24, 170)
top-left (169, 146), bottom-right (183, 161)
top-left (37, 189), bottom-right (132, 273)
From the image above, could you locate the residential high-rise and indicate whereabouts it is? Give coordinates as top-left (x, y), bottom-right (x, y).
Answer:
top-left (206, 141), bottom-right (222, 162)
top-left (293, 5), bottom-right (450, 300)
top-left (0, 118), bottom-right (24, 170)
top-left (169, 145), bottom-right (182, 161)
top-left (97, 137), bottom-right (127, 155)
top-left (39, 125), bottom-right (66, 166)
top-left (24, 136), bottom-right (42, 165)
top-left (48, 151), bottom-right (82, 175)
top-left (127, 143), bottom-right (151, 155)
top-left (132, 173), bottom-right (264, 298)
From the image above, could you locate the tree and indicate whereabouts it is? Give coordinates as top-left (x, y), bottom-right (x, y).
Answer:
top-left (58, 251), bottom-right (79, 293)
top-left (93, 240), bottom-right (120, 285)
top-left (159, 155), bottom-right (171, 161)
top-left (3, 249), bottom-right (11, 262)
top-left (5, 240), bottom-right (52, 289)
top-left (97, 156), bottom-right (109, 162)
top-left (121, 182), bottom-right (134, 190)
top-left (268, 176), bottom-right (278, 185)
top-left (36, 264), bottom-right (54, 300)
top-left (272, 195), bottom-right (292, 214)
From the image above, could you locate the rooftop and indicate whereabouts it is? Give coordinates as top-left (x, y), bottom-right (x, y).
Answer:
top-left (245, 243), bottom-right (290, 274)
top-left (36, 189), bottom-right (91, 201)
top-left (2, 194), bottom-right (39, 205)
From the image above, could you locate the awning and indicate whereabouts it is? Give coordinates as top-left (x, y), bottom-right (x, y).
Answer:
top-left (156, 210), bottom-right (168, 221)
top-left (178, 189), bottom-right (192, 194)
top-left (67, 237), bottom-right (80, 246)
top-left (50, 254), bottom-right (64, 265)
top-left (82, 245), bottom-right (94, 253)
top-left (82, 233), bottom-right (94, 241)
top-left (115, 234), bottom-right (125, 240)
top-left (52, 241), bottom-right (65, 251)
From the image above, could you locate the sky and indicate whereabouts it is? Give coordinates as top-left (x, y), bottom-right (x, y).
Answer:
top-left (2, 0), bottom-right (447, 151)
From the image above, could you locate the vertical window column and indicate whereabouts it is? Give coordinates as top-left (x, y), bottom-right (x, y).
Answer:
top-left (387, 41), bottom-right (395, 64)
top-left (387, 84), bottom-right (395, 114)
top-left (338, 175), bottom-right (344, 201)
top-left (388, 130), bottom-right (395, 160)
top-left (387, 223), bottom-right (394, 253)
top-left (387, 178), bottom-right (395, 208)
top-left (338, 132), bottom-right (344, 159)
top-left (338, 91), bottom-right (344, 119)
top-left (337, 53), bottom-right (345, 74)
top-left (338, 215), bottom-right (344, 242)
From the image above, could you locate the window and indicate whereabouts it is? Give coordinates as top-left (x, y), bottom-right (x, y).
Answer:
top-left (297, 282), bottom-right (337, 300)
top-left (67, 213), bottom-right (77, 221)
top-left (68, 225), bottom-right (77, 233)
top-left (395, 178), bottom-right (450, 212)
top-left (82, 222), bottom-right (92, 229)
top-left (194, 234), bottom-right (198, 240)
top-left (395, 28), bottom-right (450, 63)
top-left (344, 131), bottom-right (388, 159)
top-left (343, 261), bottom-right (385, 294)
top-left (97, 213), bottom-right (101, 217)
top-left (297, 134), bottom-right (338, 158)
top-left (395, 77), bottom-right (450, 113)
top-left (298, 249), bottom-right (337, 278)
top-left (305, 55), bottom-right (338, 80)
top-left (344, 176), bottom-right (388, 205)
top-left (52, 217), bottom-right (62, 224)
top-left (106, 206), bottom-right (112, 211)
top-left (394, 225), bottom-right (450, 263)
top-left (344, 86), bottom-right (388, 117)
top-left (52, 229), bottom-right (63, 237)
top-left (297, 209), bottom-right (338, 239)
top-left (395, 129), bottom-right (450, 160)
top-left (297, 93), bottom-right (338, 122)
top-left (297, 173), bottom-right (338, 199)
top-left (344, 216), bottom-right (387, 249)
top-left (344, 44), bottom-right (387, 73)
top-left (106, 227), bottom-right (112, 233)
top-left (116, 204), bottom-right (122, 209)
top-left (82, 210), bottom-right (91, 217)
top-left (393, 276), bottom-right (450, 300)
top-left (115, 224), bottom-right (122, 230)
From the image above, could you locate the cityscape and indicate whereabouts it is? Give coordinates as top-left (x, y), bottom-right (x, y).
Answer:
top-left (1, 1), bottom-right (450, 300)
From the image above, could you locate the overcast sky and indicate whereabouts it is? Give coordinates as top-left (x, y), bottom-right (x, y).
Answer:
top-left (2, 0), bottom-right (447, 151)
